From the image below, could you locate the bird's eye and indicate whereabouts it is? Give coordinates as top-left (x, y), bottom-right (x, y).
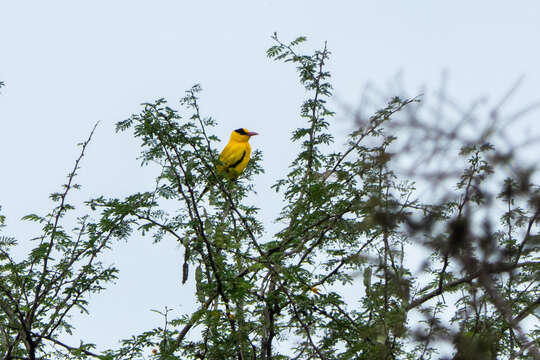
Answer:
top-left (234, 128), bottom-right (248, 135)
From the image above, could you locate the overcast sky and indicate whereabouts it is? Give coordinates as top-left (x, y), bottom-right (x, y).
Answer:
top-left (1, 0), bottom-right (539, 353)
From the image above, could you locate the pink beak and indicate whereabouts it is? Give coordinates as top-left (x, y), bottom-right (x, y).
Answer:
top-left (247, 131), bottom-right (259, 136)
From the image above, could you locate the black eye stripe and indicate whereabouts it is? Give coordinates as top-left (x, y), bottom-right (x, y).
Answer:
top-left (234, 128), bottom-right (247, 135)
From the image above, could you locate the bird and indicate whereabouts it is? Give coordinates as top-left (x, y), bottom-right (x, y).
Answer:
top-left (198, 128), bottom-right (258, 201)
top-left (217, 128), bottom-right (258, 179)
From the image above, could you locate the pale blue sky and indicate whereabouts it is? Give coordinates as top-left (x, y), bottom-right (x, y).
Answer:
top-left (1, 0), bottom-right (539, 354)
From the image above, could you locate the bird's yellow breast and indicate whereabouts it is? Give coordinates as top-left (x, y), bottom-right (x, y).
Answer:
top-left (217, 140), bottom-right (252, 179)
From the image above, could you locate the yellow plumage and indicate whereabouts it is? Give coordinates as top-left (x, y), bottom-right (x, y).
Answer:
top-left (197, 128), bottom-right (258, 201)
top-left (217, 128), bottom-right (258, 179)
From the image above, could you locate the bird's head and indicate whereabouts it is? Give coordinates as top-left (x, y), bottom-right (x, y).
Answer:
top-left (231, 128), bottom-right (258, 142)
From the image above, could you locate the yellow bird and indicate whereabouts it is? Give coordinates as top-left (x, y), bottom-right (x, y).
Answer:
top-left (198, 128), bottom-right (258, 201)
top-left (217, 128), bottom-right (258, 179)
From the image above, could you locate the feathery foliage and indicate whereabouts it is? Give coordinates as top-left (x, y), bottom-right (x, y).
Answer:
top-left (0, 34), bottom-right (538, 360)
